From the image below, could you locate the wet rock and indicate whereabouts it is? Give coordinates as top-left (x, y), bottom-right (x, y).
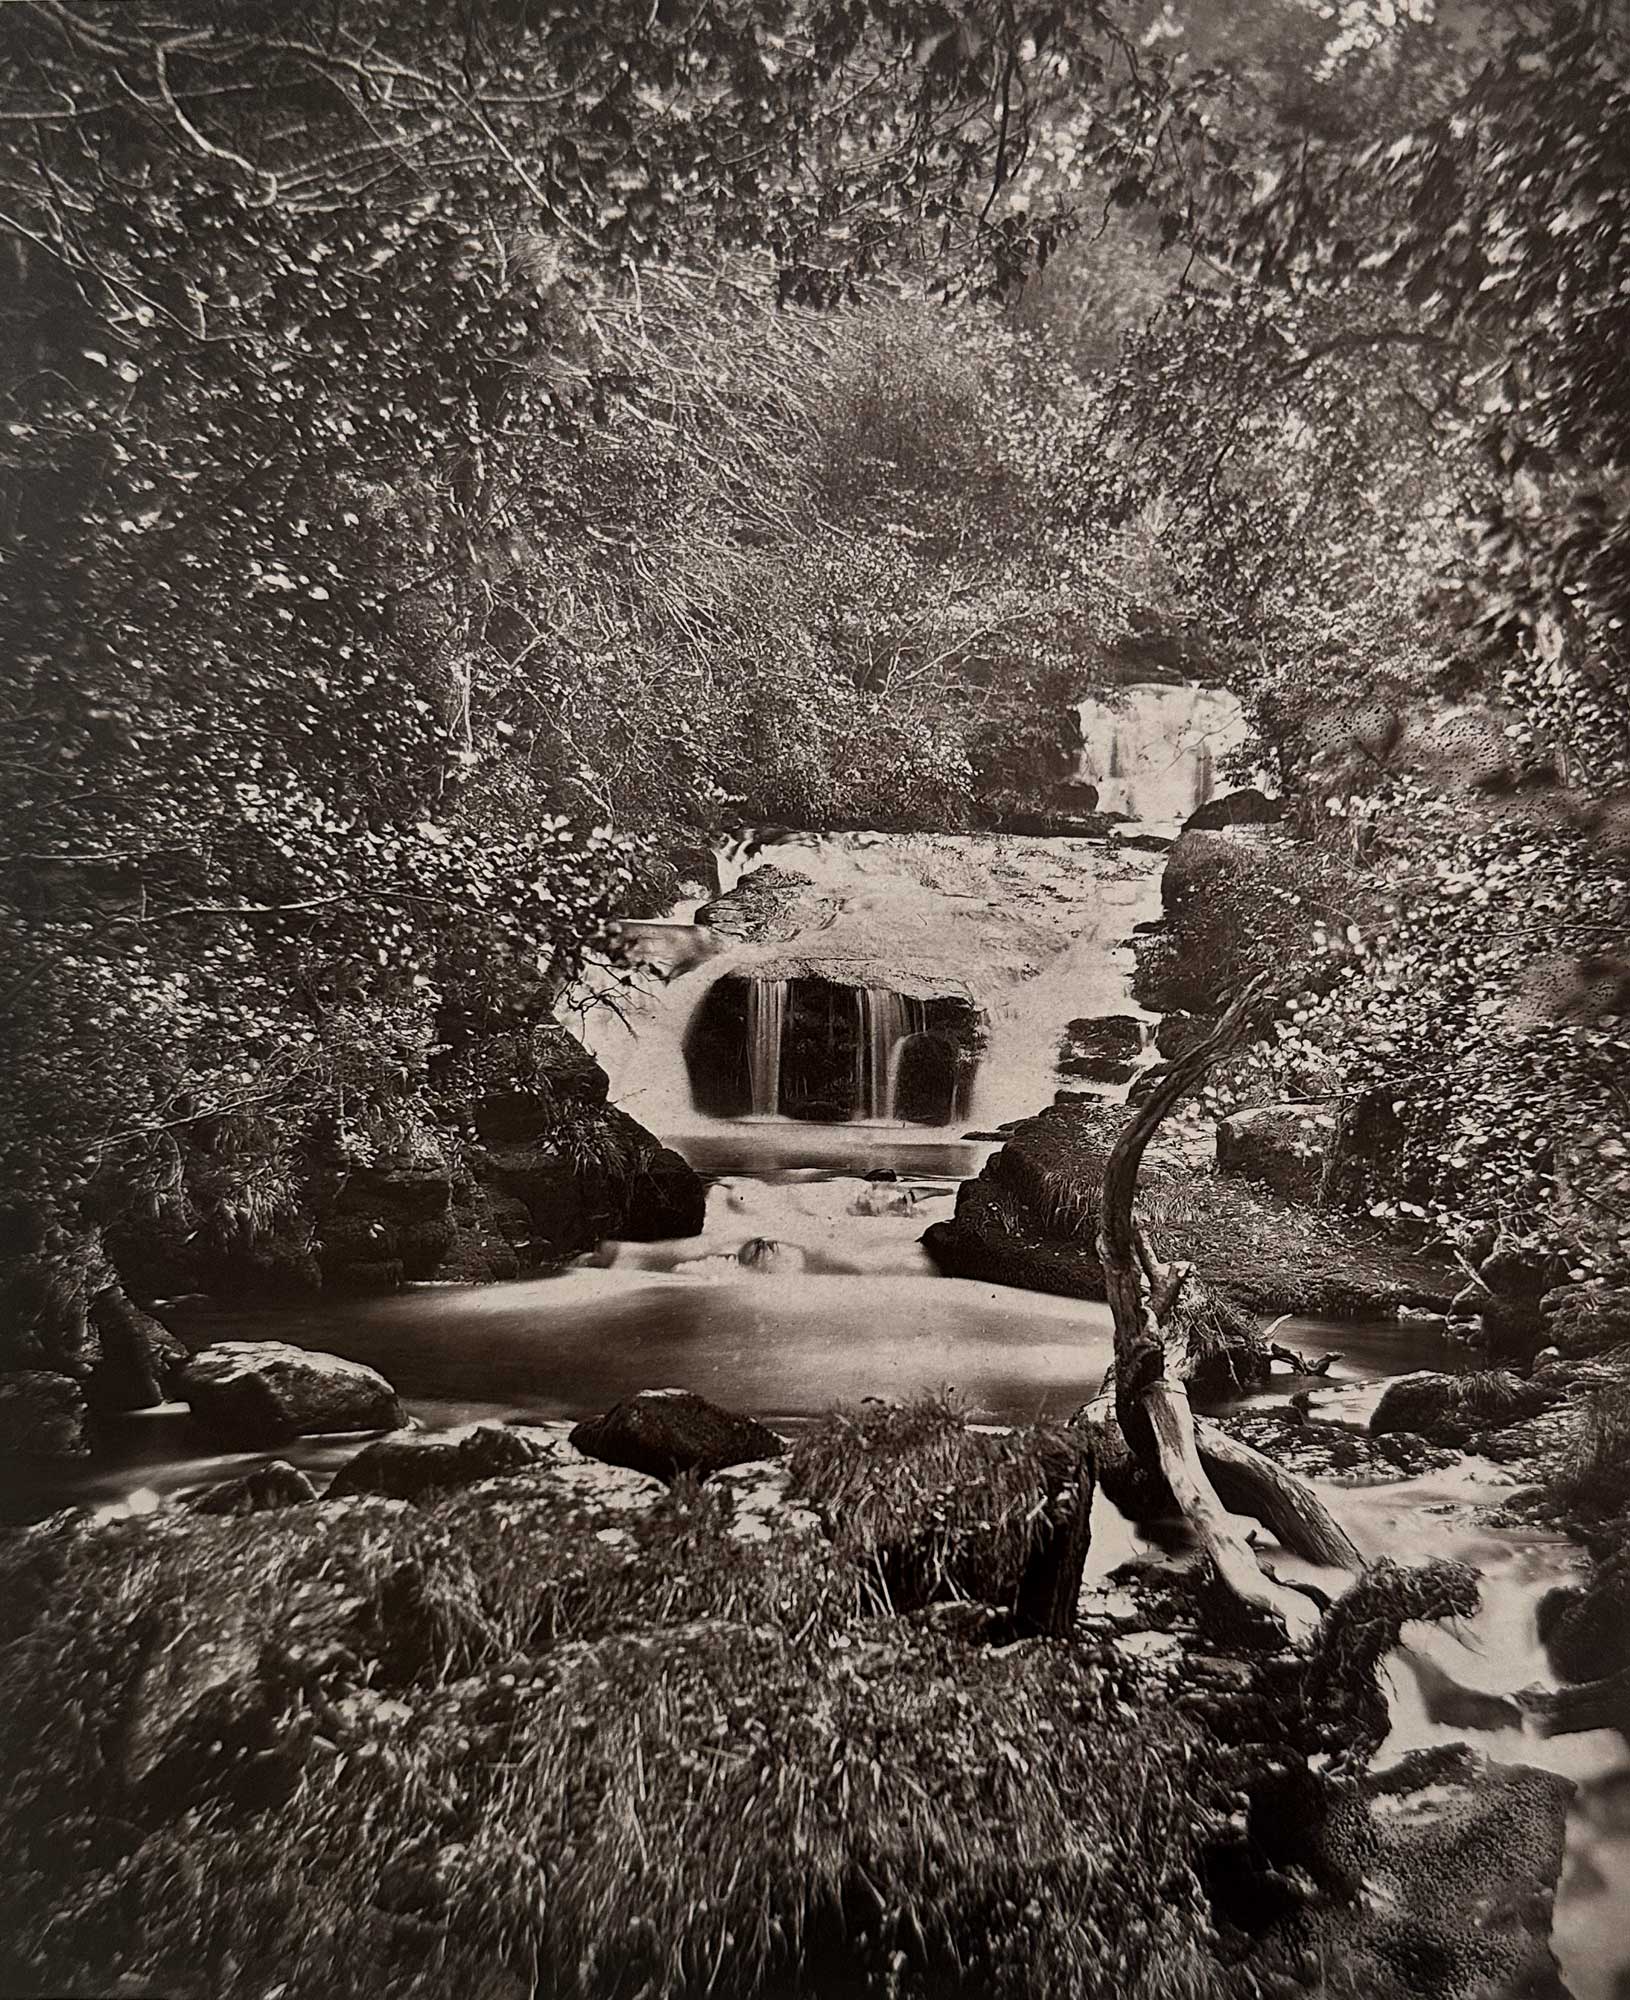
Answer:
top-left (85, 1288), bottom-right (188, 1412)
top-left (694, 865), bottom-right (838, 943)
top-left (1216, 1104), bottom-right (1332, 1204)
top-left (620, 1144), bottom-right (709, 1240)
top-left (1181, 787), bottom-right (1284, 833)
top-left (180, 1341), bottom-right (403, 1446)
top-left (186, 1460), bottom-right (319, 1515)
top-left (1541, 1282), bottom-right (1630, 1361)
top-left (1304, 1744), bottom-right (1574, 2000)
top-left (1217, 1409), bottom-right (1456, 1484)
top-left (0, 1369), bottom-right (90, 1458)
top-left (569, 1389), bottom-right (786, 1482)
top-left (1058, 1014), bottom-right (1144, 1084)
top-left (326, 1423), bottom-right (555, 1501)
top-left (1369, 1369), bottom-right (1559, 1447)
top-left (1537, 1538), bottom-right (1630, 1683)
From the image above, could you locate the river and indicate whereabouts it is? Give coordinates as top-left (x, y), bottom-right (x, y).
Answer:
top-left (9, 790), bottom-right (1629, 1995)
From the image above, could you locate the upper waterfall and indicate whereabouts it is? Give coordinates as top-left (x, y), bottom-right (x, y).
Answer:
top-left (1075, 682), bottom-right (1257, 824)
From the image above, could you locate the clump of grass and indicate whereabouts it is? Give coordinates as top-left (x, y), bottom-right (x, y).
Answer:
top-left (788, 1391), bottom-right (1089, 1613)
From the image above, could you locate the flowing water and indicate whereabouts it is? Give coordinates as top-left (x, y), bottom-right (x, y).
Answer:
top-left (12, 782), bottom-right (1627, 1995)
top-left (1075, 681), bottom-right (1266, 826)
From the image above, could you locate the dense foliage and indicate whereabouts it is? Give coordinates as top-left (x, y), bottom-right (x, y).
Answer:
top-left (2, 0), bottom-right (1628, 1280)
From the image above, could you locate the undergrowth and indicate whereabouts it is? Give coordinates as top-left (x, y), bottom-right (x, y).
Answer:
top-left (0, 1400), bottom-right (1228, 2000)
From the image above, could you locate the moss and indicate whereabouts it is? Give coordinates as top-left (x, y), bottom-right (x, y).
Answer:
top-left (924, 1101), bottom-right (1454, 1322)
top-left (0, 1445), bottom-right (1229, 2000)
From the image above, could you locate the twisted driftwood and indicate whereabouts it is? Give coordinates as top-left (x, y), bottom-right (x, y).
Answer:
top-left (1093, 976), bottom-right (1362, 1639)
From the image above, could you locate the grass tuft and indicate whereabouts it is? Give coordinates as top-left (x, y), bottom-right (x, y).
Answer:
top-left (788, 1391), bottom-right (1089, 1614)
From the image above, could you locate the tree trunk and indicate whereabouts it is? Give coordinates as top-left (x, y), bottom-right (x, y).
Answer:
top-left (1013, 1453), bottom-right (1096, 1639)
top-left (1092, 975), bottom-right (1356, 1638)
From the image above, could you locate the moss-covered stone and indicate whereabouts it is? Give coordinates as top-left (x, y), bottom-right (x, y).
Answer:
top-left (923, 1100), bottom-right (1456, 1323)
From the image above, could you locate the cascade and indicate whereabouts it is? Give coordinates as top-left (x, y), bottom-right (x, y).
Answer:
top-left (744, 976), bottom-right (789, 1116)
top-left (854, 988), bottom-right (925, 1122)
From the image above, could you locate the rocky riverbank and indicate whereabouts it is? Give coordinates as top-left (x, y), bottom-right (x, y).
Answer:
top-left (0, 1387), bottom-right (1579, 2000)
top-left (0, 1023), bottom-right (706, 1464)
top-left (923, 1097), bottom-right (1457, 1321)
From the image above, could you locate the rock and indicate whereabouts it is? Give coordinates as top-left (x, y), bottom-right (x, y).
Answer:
top-left (1134, 831), bottom-right (1371, 1016)
top-left (1216, 1409), bottom-right (1457, 1484)
top-left (1057, 1014), bottom-right (1144, 1084)
top-left (1537, 1539), bottom-right (1630, 1683)
top-left (1541, 1282), bottom-right (1630, 1361)
top-left (0, 1369), bottom-right (90, 1458)
top-left (1531, 1351), bottom-right (1630, 1396)
top-left (186, 1461), bottom-right (319, 1515)
top-left (706, 1460), bottom-right (824, 1544)
top-left (1369, 1369), bottom-right (1559, 1447)
top-left (465, 1454), bottom-right (667, 1515)
top-left (180, 1341), bottom-right (403, 1446)
top-left (1302, 1744), bottom-right (1573, 2000)
top-left (325, 1423), bottom-right (555, 1501)
top-left (694, 865), bottom-right (838, 942)
top-left (1180, 787), bottom-right (1283, 833)
top-left (1215, 1104), bottom-right (1330, 1204)
top-left (620, 1144), bottom-right (709, 1240)
top-left (923, 1100), bottom-right (1455, 1321)
top-left (85, 1288), bottom-right (187, 1411)
top-left (1154, 1012), bottom-right (1210, 1059)
top-left (569, 1389), bottom-right (786, 1482)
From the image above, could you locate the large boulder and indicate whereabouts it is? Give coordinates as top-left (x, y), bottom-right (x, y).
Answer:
top-left (1058, 1014), bottom-right (1144, 1085)
top-left (1215, 1103), bottom-right (1332, 1204)
top-left (923, 1099), bottom-right (1456, 1323)
top-left (1369, 1369), bottom-right (1559, 1447)
top-left (1301, 1744), bottom-right (1573, 2000)
top-left (1540, 1282), bottom-right (1630, 1361)
top-left (1537, 1537), bottom-right (1630, 1683)
top-left (1181, 787), bottom-right (1284, 833)
top-left (0, 1369), bottom-right (90, 1458)
top-left (180, 1342), bottom-right (403, 1447)
top-left (569, 1389), bottom-right (786, 1482)
top-left (325, 1422), bottom-right (554, 1501)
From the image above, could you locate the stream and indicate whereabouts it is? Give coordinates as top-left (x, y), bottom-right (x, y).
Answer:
top-left (10, 744), bottom-right (1629, 1993)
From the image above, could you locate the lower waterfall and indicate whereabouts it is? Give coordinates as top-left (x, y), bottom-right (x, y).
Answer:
top-left (745, 976), bottom-right (788, 1116)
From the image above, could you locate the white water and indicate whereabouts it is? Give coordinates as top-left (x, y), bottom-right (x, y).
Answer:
top-left (1076, 682), bottom-right (1266, 825)
top-left (576, 830), bottom-right (1167, 1149)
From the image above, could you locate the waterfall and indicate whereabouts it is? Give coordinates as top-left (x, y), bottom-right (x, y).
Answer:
top-left (854, 989), bottom-right (925, 1122)
top-left (745, 977), bottom-right (789, 1116)
top-left (1194, 737), bottom-right (1215, 811)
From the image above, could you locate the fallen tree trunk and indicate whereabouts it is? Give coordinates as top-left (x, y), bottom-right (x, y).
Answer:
top-left (1093, 976), bottom-right (1360, 1638)
top-left (1078, 1391), bottom-right (1362, 1573)
top-left (1195, 1418), bottom-right (1363, 1572)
